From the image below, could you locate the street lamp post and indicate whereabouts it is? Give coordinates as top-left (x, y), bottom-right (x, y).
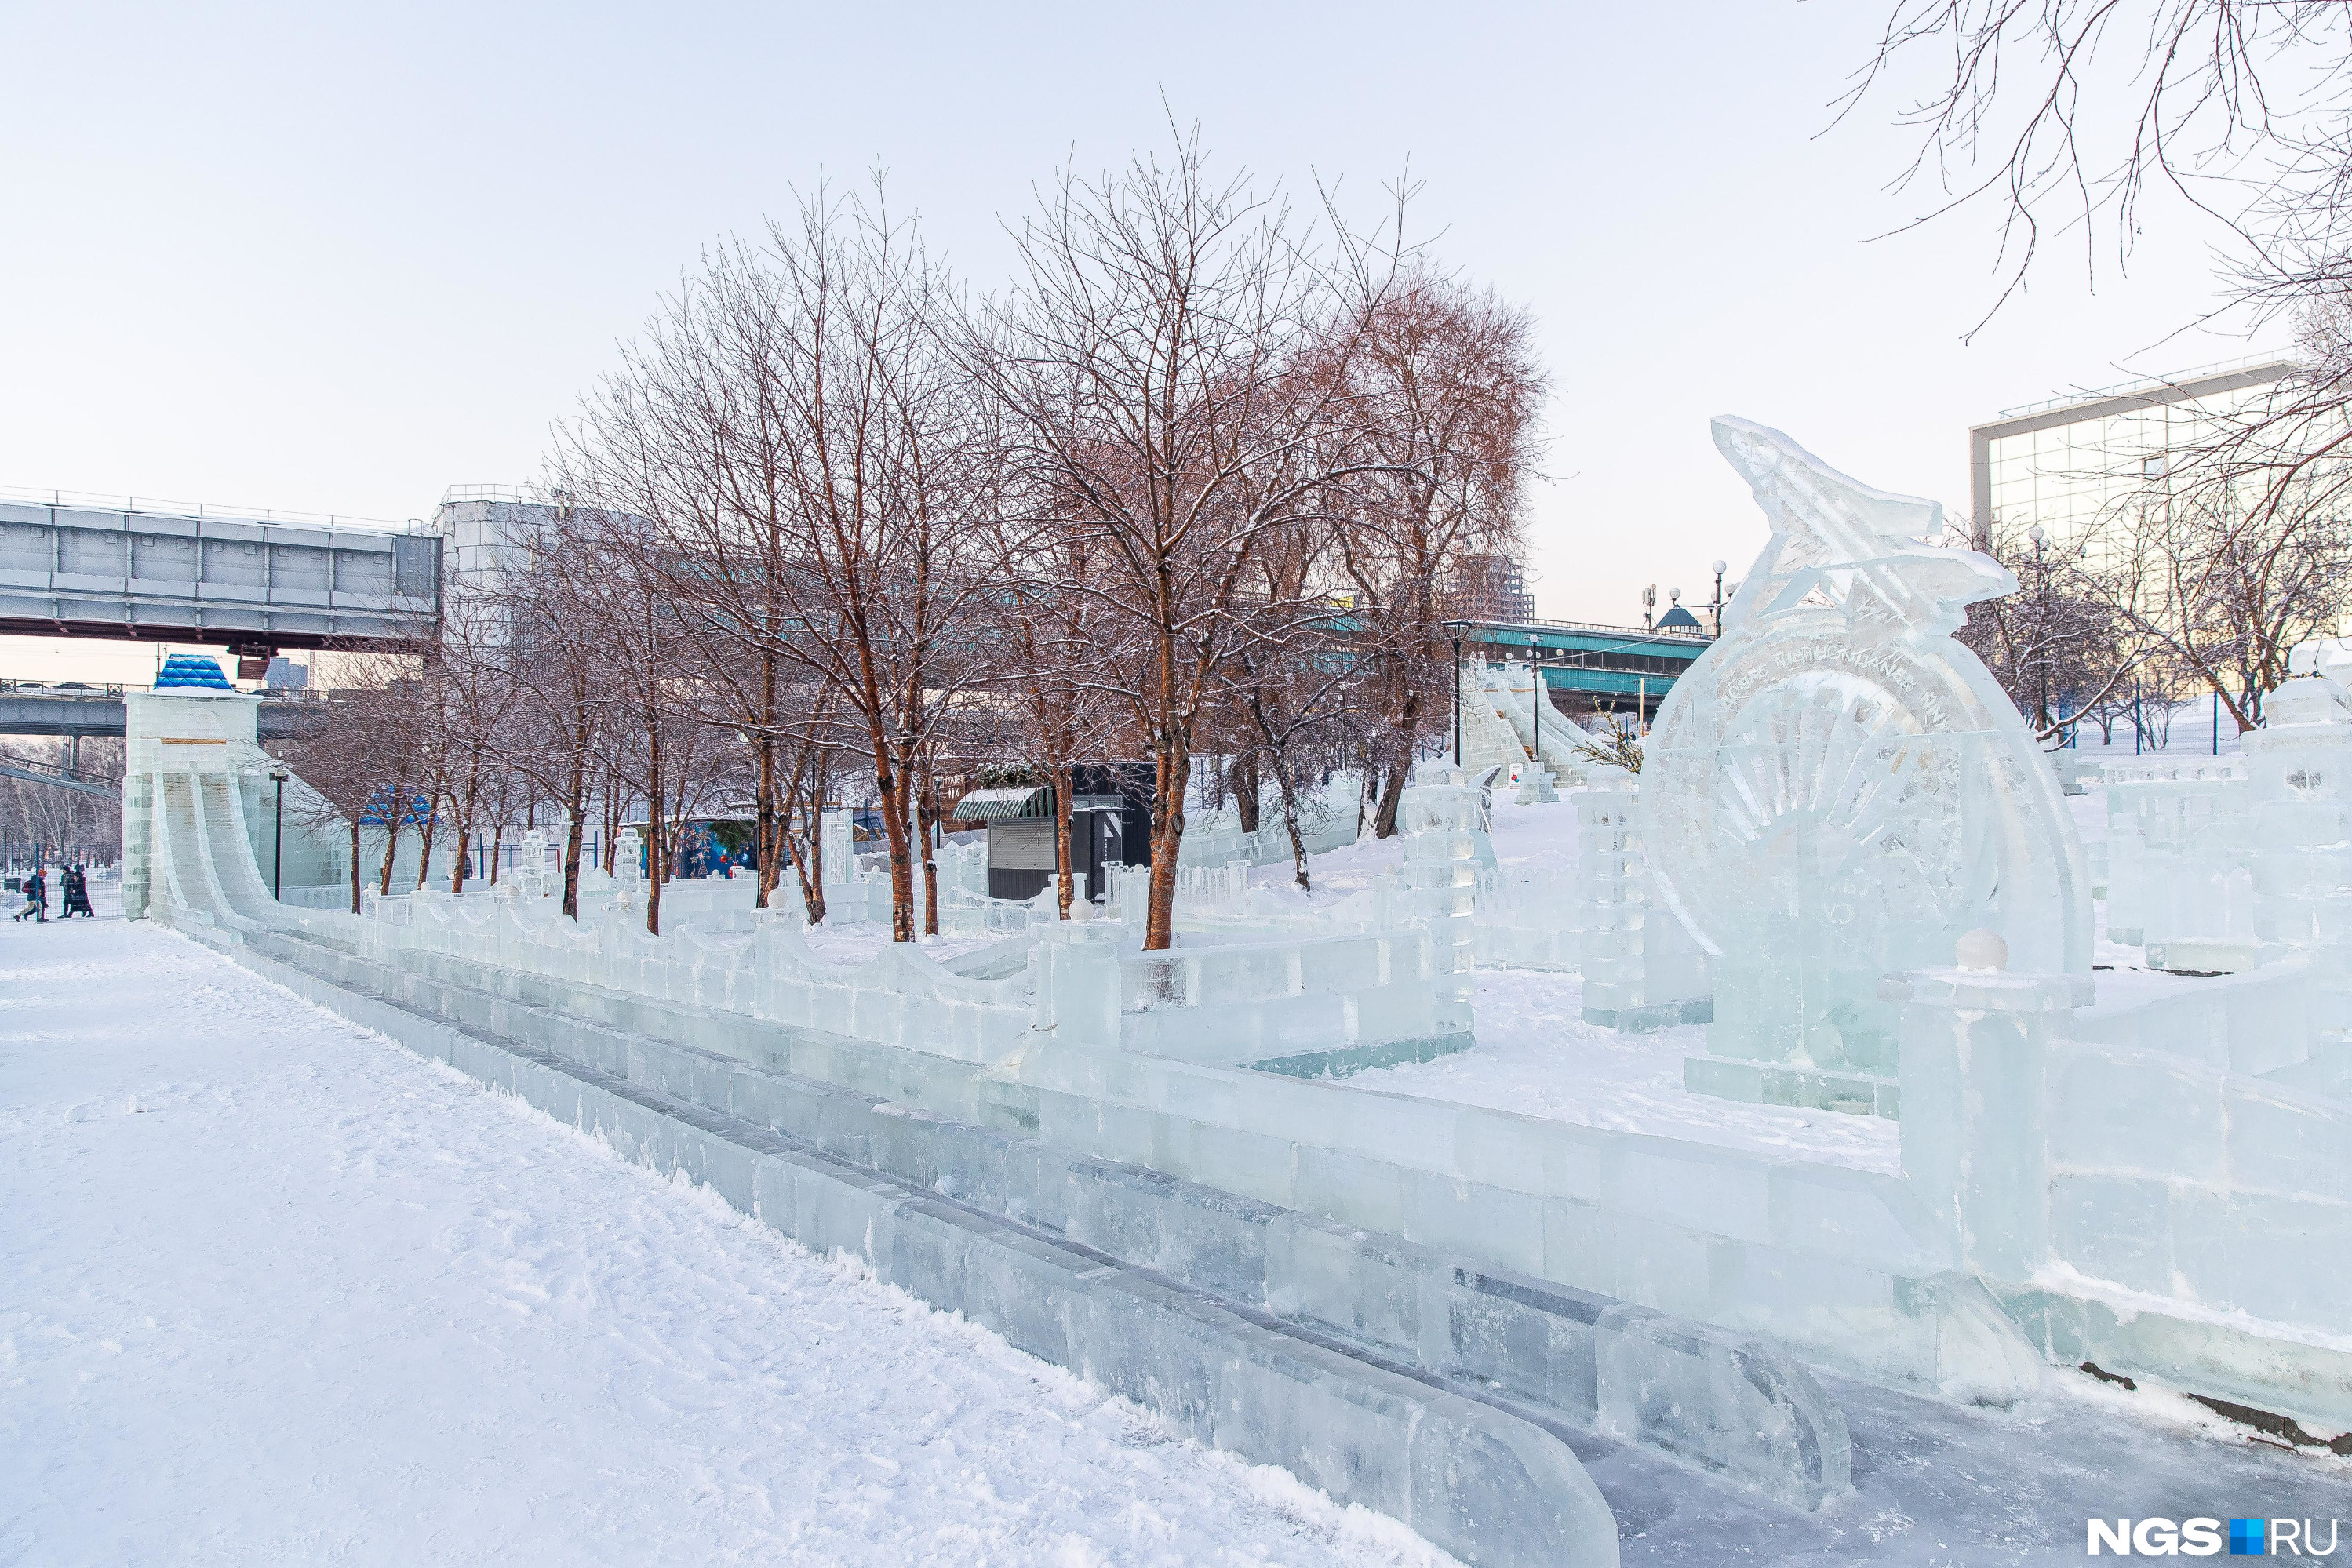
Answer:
top-left (268, 767), bottom-right (289, 900)
top-left (1709, 558), bottom-right (1728, 638)
top-left (1526, 633), bottom-right (1543, 768)
top-left (1444, 620), bottom-right (1469, 768)
top-left (2027, 523), bottom-right (2050, 736)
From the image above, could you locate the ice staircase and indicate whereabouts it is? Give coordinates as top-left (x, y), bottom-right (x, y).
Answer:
top-left (1458, 663), bottom-right (1531, 778)
top-left (1480, 662), bottom-right (1622, 788)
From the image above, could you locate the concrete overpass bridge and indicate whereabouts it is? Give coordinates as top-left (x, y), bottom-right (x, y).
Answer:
top-left (0, 490), bottom-right (440, 675)
top-left (0, 682), bottom-right (311, 743)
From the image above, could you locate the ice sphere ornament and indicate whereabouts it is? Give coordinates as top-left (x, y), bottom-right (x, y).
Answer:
top-left (1647, 418), bottom-right (2090, 1106)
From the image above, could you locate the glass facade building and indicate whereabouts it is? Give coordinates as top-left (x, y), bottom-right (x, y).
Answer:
top-left (1968, 356), bottom-right (2300, 569)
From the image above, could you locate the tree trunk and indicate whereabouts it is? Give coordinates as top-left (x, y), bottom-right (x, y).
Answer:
top-left (486, 822), bottom-right (503, 887)
top-left (755, 730), bottom-right (778, 911)
top-left (1278, 772), bottom-right (1311, 891)
top-left (348, 817), bottom-right (363, 915)
top-left (1053, 759), bottom-right (1076, 919)
top-left (863, 706), bottom-right (916, 943)
top-left (1373, 757), bottom-right (1407, 839)
top-left (1229, 752), bottom-right (1261, 834)
top-left (449, 826), bottom-right (471, 893)
top-left (917, 768), bottom-right (940, 937)
top-left (563, 811), bottom-right (585, 919)
top-left (377, 814), bottom-right (402, 896)
top-left (413, 798), bottom-right (439, 890)
top-left (789, 792), bottom-right (825, 925)
top-left (755, 642), bottom-right (779, 911)
top-left (644, 721), bottom-right (664, 937)
top-left (1143, 735), bottom-right (1190, 951)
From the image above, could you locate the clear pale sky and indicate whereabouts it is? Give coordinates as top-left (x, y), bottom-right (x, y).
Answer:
top-left (0, 0), bottom-right (2281, 684)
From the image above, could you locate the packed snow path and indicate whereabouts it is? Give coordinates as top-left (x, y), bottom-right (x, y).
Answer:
top-left (0, 902), bottom-right (1446, 1567)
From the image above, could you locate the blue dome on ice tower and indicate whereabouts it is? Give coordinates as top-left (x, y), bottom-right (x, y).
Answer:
top-left (153, 655), bottom-right (235, 691)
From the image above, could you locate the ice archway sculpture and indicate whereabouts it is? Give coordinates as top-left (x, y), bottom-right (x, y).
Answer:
top-left (1643, 417), bottom-right (2092, 1106)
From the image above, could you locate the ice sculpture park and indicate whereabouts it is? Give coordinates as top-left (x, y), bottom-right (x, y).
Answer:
top-left (118, 420), bottom-right (2352, 1565)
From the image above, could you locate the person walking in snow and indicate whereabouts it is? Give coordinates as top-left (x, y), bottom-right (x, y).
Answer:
top-left (16, 869), bottom-right (46, 922)
top-left (61, 866), bottom-right (93, 919)
top-left (11, 876), bottom-right (35, 923)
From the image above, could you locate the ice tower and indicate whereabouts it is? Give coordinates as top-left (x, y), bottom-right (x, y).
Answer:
top-left (1645, 418), bottom-right (2092, 1114)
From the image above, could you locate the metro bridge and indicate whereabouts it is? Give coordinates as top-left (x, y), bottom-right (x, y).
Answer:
top-left (0, 489), bottom-right (441, 676)
top-left (1450, 614), bottom-right (1713, 720)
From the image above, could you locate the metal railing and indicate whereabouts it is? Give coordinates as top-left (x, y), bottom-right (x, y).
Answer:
top-left (0, 482), bottom-right (423, 533)
top-left (1993, 352), bottom-right (2302, 420)
top-left (0, 680), bottom-right (127, 697)
top-left (1455, 614), bottom-right (1712, 644)
top-left (438, 483), bottom-right (552, 507)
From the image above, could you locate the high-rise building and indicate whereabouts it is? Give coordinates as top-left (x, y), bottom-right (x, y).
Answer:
top-left (1444, 551), bottom-right (1535, 624)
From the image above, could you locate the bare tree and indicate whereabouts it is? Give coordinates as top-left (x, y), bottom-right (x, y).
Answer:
top-left (1324, 272), bottom-right (1545, 835)
top-left (266, 658), bottom-right (423, 911)
top-left (1216, 513), bottom-right (1356, 890)
top-left (1956, 518), bottom-right (2154, 741)
top-left (985, 506), bottom-right (1129, 917)
top-left (971, 130), bottom-right (1412, 948)
top-left (486, 520), bottom-right (616, 919)
top-left (2088, 470), bottom-right (2352, 727)
top-left (1854, 4), bottom-right (2352, 727)
top-left (563, 186), bottom-right (994, 942)
top-left (1848, 1), bottom-right (2352, 333)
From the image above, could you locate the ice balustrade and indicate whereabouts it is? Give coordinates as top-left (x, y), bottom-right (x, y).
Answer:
top-left (1456, 667), bottom-right (1530, 779)
top-left (939, 879), bottom-right (1072, 936)
top-left (1105, 863), bottom-right (1252, 926)
top-left (1034, 917), bottom-right (1473, 1075)
top-left (2093, 645), bottom-right (2352, 975)
top-left (351, 887), bottom-right (1036, 1065)
top-left (1646, 419), bottom-right (2091, 1115)
top-left (2099, 758), bottom-right (2252, 947)
top-left (504, 828), bottom-right (557, 901)
top-left (1364, 766), bottom-right (1498, 980)
top-left (1175, 777), bottom-right (1362, 869)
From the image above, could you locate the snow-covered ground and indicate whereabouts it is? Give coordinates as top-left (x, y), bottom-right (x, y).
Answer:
top-left (0, 893), bottom-right (1450, 1568)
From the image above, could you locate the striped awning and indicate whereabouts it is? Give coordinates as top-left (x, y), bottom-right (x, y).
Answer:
top-left (950, 786), bottom-right (1051, 821)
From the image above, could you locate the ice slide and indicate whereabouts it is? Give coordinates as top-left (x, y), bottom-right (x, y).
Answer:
top-left (148, 769), bottom-right (293, 933)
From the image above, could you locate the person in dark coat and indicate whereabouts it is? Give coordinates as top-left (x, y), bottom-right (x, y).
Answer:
top-left (61, 866), bottom-right (93, 919)
top-left (24, 869), bottom-right (46, 922)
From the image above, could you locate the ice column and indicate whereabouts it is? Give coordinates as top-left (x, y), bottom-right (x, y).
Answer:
top-left (1644, 418), bottom-right (2092, 1115)
top-left (508, 828), bottom-right (556, 900)
top-left (2242, 638), bottom-right (2352, 973)
top-left (1575, 779), bottom-right (1710, 1031)
top-left (1373, 764), bottom-right (1498, 978)
top-left (1886, 948), bottom-right (2092, 1282)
